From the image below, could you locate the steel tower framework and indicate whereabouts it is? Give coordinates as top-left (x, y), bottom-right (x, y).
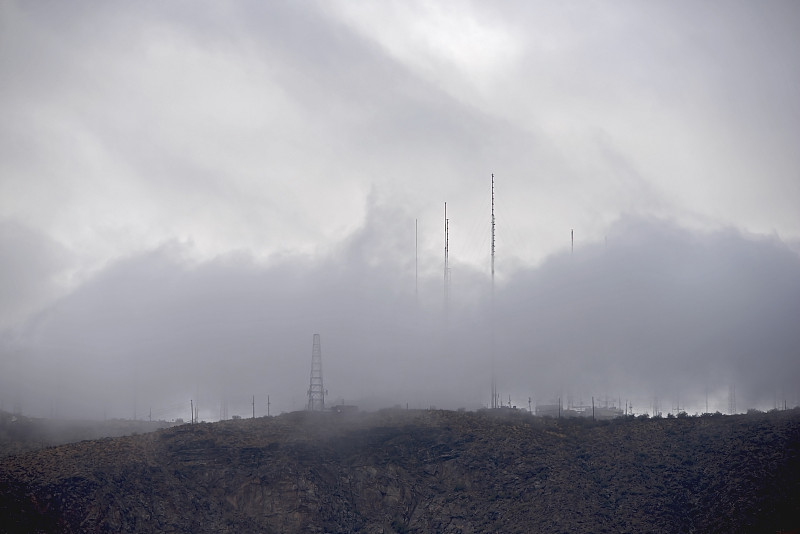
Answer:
top-left (307, 334), bottom-right (325, 411)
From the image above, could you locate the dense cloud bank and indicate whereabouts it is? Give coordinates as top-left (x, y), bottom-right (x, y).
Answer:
top-left (2, 1), bottom-right (799, 278)
top-left (2, 216), bottom-right (798, 419)
top-left (2, 1), bottom-right (799, 422)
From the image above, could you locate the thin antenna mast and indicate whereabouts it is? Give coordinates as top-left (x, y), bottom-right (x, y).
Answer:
top-left (491, 174), bottom-right (498, 409)
top-left (444, 202), bottom-right (449, 312)
top-left (491, 174), bottom-right (495, 281)
top-left (415, 218), bottom-right (418, 304)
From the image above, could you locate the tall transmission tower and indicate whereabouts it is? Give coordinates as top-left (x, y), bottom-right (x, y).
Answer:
top-left (307, 334), bottom-right (324, 411)
top-left (491, 174), bottom-right (496, 281)
top-left (415, 218), bottom-right (418, 305)
top-left (491, 174), bottom-right (498, 409)
top-left (444, 202), bottom-right (450, 298)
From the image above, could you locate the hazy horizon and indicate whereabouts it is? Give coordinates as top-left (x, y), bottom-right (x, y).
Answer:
top-left (3, 214), bottom-right (799, 421)
top-left (2, 1), bottom-right (799, 421)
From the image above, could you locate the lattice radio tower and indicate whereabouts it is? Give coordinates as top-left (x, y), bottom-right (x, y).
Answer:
top-left (307, 334), bottom-right (325, 411)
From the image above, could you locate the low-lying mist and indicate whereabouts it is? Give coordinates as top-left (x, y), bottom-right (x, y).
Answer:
top-left (2, 214), bottom-right (799, 420)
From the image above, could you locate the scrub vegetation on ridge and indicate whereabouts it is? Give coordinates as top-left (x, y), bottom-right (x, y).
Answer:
top-left (1, 408), bottom-right (798, 533)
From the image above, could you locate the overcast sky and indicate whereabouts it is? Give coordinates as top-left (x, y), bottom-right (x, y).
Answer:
top-left (2, 1), bottom-right (799, 419)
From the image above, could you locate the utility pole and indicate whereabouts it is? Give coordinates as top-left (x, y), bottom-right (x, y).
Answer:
top-left (190, 399), bottom-right (194, 425)
top-left (267, 395), bottom-right (271, 417)
top-left (252, 395), bottom-right (255, 419)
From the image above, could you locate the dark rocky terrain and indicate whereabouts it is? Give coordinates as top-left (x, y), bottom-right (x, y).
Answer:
top-left (1, 408), bottom-right (799, 533)
top-left (0, 411), bottom-right (175, 459)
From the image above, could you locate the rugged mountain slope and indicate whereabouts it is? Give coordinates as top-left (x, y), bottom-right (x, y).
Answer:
top-left (0, 411), bottom-right (175, 458)
top-left (1, 409), bottom-right (799, 533)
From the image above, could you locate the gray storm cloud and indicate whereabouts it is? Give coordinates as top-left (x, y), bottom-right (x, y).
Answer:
top-left (1, 1), bottom-right (799, 419)
top-left (2, 1), bottom-right (799, 269)
top-left (0, 222), bottom-right (73, 328)
top-left (2, 214), bottom-right (798, 419)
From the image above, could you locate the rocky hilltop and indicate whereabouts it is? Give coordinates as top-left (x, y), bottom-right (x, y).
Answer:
top-left (1, 408), bottom-right (799, 533)
top-left (0, 411), bottom-right (175, 459)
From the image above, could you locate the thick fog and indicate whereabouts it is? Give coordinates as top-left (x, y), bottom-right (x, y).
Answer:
top-left (2, 213), bottom-right (798, 419)
top-left (2, 2), bottom-right (800, 419)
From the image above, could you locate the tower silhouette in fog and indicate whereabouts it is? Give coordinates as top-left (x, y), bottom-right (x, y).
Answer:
top-left (307, 334), bottom-right (324, 411)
